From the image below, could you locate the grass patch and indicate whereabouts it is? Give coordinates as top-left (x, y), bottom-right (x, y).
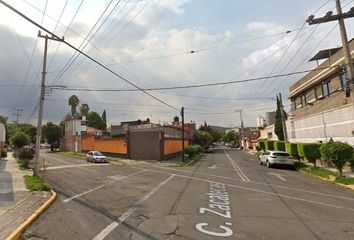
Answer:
top-left (17, 159), bottom-right (30, 170)
top-left (24, 175), bottom-right (51, 192)
top-left (335, 176), bottom-right (354, 185)
top-left (295, 162), bottom-right (354, 185)
top-left (57, 151), bottom-right (86, 159)
top-left (294, 162), bottom-right (333, 178)
top-left (180, 152), bottom-right (203, 167)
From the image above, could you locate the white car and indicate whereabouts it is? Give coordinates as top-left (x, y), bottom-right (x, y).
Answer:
top-left (86, 151), bottom-right (107, 163)
top-left (258, 151), bottom-right (293, 168)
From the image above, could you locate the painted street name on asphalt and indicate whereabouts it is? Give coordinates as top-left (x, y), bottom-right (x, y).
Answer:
top-left (195, 182), bottom-right (233, 237)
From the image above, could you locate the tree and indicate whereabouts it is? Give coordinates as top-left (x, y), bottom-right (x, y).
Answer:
top-left (102, 110), bottom-right (107, 130)
top-left (194, 130), bottom-right (213, 149)
top-left (0, 115), bottom-right (7, 124)
top-left (198, 122), bottom-right (222, 142)
top-left (19, 123), bottom-right (37, 143)
top-left (87, 112), bottom-right (106, 130)
top-left (274, 95), bottom-right (287, 141)
top-left (320, 141), bottom-right (353, 176)
top-left (68, 95), bottom-right (80, 117)
top-left (42, 122), bottom-right (62, 151)
top-left (225, 131), bottom-right (240, 143)
top-left (10, 131), bottom-right (29, 149)
top-left (80, 103), bottom-right (90, 116)
top-left (5, 124), bottom-right (17, 144)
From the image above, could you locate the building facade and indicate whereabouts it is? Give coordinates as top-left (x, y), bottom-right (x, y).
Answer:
top-left (288, 39), bottom-right (354, 144)
top-left (0, 123), bottom-right (5, 156)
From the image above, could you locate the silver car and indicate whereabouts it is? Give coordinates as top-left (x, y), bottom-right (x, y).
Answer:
top-left (258, 151), bottom-right (293, 168)
top-left (86, 151), bottom-right (107, 163)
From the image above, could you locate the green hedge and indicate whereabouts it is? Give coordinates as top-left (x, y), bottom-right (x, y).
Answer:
top-left (184, 145), bottom-right (203, 157)
top-left (265, 140), bottom-right (275, 150)
top-left (258, 141), bottom-right (265, 151)
top-left (286, 142), bottom-right (298, 157)
top-left (274, 141), bottom-right (285, 151)
top-left (298, 143), bottom-right (321, 164)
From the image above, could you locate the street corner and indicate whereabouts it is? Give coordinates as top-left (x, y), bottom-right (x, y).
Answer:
top-left (4, 190), bottom-right (56, 240)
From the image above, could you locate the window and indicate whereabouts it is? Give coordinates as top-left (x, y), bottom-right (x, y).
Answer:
top-left (322, 81), bottom-right (331, 97)
top-left (340, 71), bottom-right (348, 90)
top-left (301, 94), bottom-right (307, 106)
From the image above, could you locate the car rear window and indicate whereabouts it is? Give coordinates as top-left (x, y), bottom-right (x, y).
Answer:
top-left (272, 152), bottom-right (290, 157)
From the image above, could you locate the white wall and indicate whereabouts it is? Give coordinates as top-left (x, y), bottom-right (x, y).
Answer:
top-left (287, 105), bottom-right (354, 145)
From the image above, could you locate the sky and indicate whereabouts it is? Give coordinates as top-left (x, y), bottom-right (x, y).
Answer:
top-left (0, 0), bottom-right (354, 129)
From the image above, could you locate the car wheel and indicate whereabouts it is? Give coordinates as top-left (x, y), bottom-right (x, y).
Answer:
top-left (258, 159), bottom-right (263, 165)
top-left (87, 158), bottom-right (89, 162)
top-left (266, 160), bottom-right (271, 168)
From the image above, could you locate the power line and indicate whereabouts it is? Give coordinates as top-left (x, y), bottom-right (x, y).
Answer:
top-left (53, 66), bottom-right (338, 92)
top-left (49, 0), bottom-right (116, 87)
top-left (0, 0), bottom-right (179, 111)
top-left (259, 24), bottom-right (320, 98)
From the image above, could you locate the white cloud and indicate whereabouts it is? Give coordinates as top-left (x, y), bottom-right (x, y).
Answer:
top-left (246, 21), bottom-right (287, 35)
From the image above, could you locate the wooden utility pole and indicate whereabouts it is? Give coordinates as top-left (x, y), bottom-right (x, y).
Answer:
top-left (235, 109), bottom-right (244, 149)
top-left (307, 1), bottom-right (354, 108)
top-left (279, 93), bottom-right (288, 143)
top-left (33, 32), bottom-right (63, 177)
top-left (181, 107), bottom-right (185, 162)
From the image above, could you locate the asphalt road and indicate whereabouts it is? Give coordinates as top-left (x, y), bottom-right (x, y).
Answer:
top-left (24, 147), bottom-right (354, 240)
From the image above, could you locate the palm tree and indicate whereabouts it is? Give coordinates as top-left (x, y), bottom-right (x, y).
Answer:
top-left (68, 95), bottom-right (80, 117)
top-left (80, 103), bottom-right (90, 116)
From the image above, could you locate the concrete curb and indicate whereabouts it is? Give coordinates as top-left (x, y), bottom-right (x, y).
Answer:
top-left (298, 170), bottom-right (354, 191)
top-left (5, 190), bottom-right (57, 240)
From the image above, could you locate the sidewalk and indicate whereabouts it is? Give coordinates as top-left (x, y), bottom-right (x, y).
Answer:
top-left (0, 153), bottom-right (51, 239)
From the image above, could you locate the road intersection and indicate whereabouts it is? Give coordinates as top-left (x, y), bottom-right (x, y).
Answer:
top-left (24, 147), bottom-right (354, 240)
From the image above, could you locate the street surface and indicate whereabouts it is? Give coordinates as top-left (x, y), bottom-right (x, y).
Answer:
top-left (24, 147), bottom-right (354, 240)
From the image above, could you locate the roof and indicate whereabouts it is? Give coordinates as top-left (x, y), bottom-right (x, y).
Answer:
top-left (309, 47), bottom-right (341, 61)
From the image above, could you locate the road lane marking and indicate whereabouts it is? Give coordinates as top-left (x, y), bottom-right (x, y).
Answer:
top-left (150, 166), bottom-right (354, 202)
top-left (208, 165), bottom-right (218, 169)
top-left (224, 151), bottom-right (250, 182)
top-left (144, 167), bottom-right (354, 210)
top-left (44, 163), bottom-right (111, 170)
top-left (63, 170), bottom-right (147, 203)
top-left (267, 172), bottom-right (287, 182)
top-left (93, 174), bottom-right (175, 240)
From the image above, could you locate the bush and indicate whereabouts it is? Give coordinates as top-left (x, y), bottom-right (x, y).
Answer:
top-left (265, 140), bottom-right (275, 150)
top-left (255, 145), bottom-right (261, 152)
top-left (18, 146), bottom-right (35, 160)
top-left (321, 141), bottom-right (353, 176)
top-left (184, 145), bottom-right (203, 157)
top-left (258, 141), bottom-right (265, 151)
top-left (1, 147), bottom-right (7, 158)
top-left (274, 141), bottom-right (285, 151)
top-left (298, 143), bottom-right (321, 166)
top-left (286, 142), bottom-right (298, 157)
top-left (10, 132), bottom-right (30, 149)
top-left (194, 131), bottom-right (213, 149)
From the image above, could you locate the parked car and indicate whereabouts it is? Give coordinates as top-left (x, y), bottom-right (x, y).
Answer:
top-left (205, 146), bottom-right (214, 153)
top-left (258, 151), bottom-right (293, 168)
top-left (86, 151), bottom-right (107, 163)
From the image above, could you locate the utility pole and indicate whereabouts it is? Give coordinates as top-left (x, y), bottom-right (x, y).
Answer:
top-left (307, 1), bottom-right (354, 114)
top-left (33, 31), bottom-right (63, 177)
top-left (12, 108), bottom-right (23, 127)
top-left (279, 93), bottom-right (288, 143)
top-left (181, 107), bottom-right (185, 162)
top-left (235, 109), bottom-right (244, 149)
